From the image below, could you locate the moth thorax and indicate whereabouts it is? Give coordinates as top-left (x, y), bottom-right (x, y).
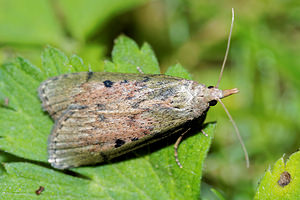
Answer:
top-left (205, 87), bottom-right (223, 102)
top-left (186, 85), bottom-right (217, 117)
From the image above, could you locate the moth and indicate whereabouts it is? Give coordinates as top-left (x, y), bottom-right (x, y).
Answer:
top-left (38, 9), bottom-right (249, 169)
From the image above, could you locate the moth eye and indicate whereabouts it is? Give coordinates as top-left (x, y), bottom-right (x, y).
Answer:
top-left (209, 100), bottom-right (217, 106)
top-left (208, 86), bottom-right (214, 89)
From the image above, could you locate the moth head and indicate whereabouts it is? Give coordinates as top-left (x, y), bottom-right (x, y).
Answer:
top-left (205, 86), bottom-right (239, 107)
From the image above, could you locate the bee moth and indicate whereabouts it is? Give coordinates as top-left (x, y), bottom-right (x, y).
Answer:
top-left (38, 8), bottom-right (249, 169)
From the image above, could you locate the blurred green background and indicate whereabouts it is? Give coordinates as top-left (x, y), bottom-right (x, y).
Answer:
top-left (0, 0), bottom-right (299, 199)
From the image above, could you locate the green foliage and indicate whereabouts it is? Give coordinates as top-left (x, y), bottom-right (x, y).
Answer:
top-left (254, 151), bottom-right (300, 200)
top-left (57, 0), bottom-right (147, 41)
top-left (104, 35), bottom-right (160, 74)
top-left (0, 0), bottom-right (147, 67)
top-left (0, 37), bottom-right (215, 199)
top-left (0, 0), bottom-right (145, 44)
top-left (0, 0), bottom-right (64, 45)
top-left (1, 0), bottom-right (300, 199)
top-left (0, 59), bottom-right (49, 161)
top-left (165, 63), bottom-right (192, 80)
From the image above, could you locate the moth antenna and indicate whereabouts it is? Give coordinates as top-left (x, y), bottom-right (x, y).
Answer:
top-left (217, 98), bottom-right (250, 168)
top-left (216, 8), bottom-right (234, 88)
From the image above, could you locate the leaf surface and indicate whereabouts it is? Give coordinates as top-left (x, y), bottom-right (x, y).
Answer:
top-left (0, 36), bottom-right (214, 199)
top-left (254, 151), bottom-right (300, 200)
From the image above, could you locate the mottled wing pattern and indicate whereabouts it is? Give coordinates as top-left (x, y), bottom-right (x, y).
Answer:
top-left (42, 72), bottom-right (203, 169)
top-left (48, 105), bottom-right (183, 169)
top-left (38, 72), bottom-right (92, 120)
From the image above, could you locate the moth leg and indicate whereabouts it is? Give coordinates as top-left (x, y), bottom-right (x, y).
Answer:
top-left (136, 66), bottom-right (144, 74)
top-left (174, 128), bottom-right (191, 168)
top-left (201, 129), bottom-right (208, 137)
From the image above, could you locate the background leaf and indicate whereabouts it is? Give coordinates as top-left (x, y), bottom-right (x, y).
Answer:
top-left (0, 123), bottom-right (215, 200)
top-left (0, 0), bottom-right (64, 45)
top-left (0, 0), bottom-right (147, 69)
top-left (57, 0), bottom-right (147, 41)
top-left (254, 151), bottom-right (300, 200)
top-left (104, 36), bottom-right (160, 74)
top-left (165, 63), bottom-right (192, 80)
top-left (0, 38), bottom-right (215, 199)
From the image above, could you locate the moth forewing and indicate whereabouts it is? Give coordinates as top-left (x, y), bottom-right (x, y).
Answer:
top-left (38, 72), bottom-right (88, 120)
top-left (42, 8), bottom-right (248, 169)
top-left (44, 72), bottom-right (217, 169)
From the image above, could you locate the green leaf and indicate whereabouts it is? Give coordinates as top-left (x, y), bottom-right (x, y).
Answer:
top-left (0, 38), bottom-right (214, 199)
top-left (0, 61), bottom-right (50, 162)
top-left (69, 55), bottom-right (89, 72)
top-left (165, 63), bottom-right (192, 79)
top-left (104, 35), bottom-right (160, 74)
top-left (201, 182), bottom-right (227, 200)
top-left (0, 0), bottom-right (64, 45)
top-left (0, 0), bottom-right (147, 44)
top-left (77, 44), bottom-right (106, 72)
top-left (210, 189), bottom-right (226, 200)
top-left (41, 46), bottom-right (84, 77)
top-left (58, 0), bottom-right (147, 40)
top-left (0, 162), bottom-right (99, 199)
top-left (0, 124), bottom-right (215, 199)
top-left (254, 151), bottom-right (300, 200)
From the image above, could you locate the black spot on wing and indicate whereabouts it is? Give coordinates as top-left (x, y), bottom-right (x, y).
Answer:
top-left (115, 139), bottom-right (125, 148)
top-left (86, 71), bottom-right (94, 82)
top-left (121, 80), bottom-right (128, 84)
top-left (103, 80), bottom-right (114, 87)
